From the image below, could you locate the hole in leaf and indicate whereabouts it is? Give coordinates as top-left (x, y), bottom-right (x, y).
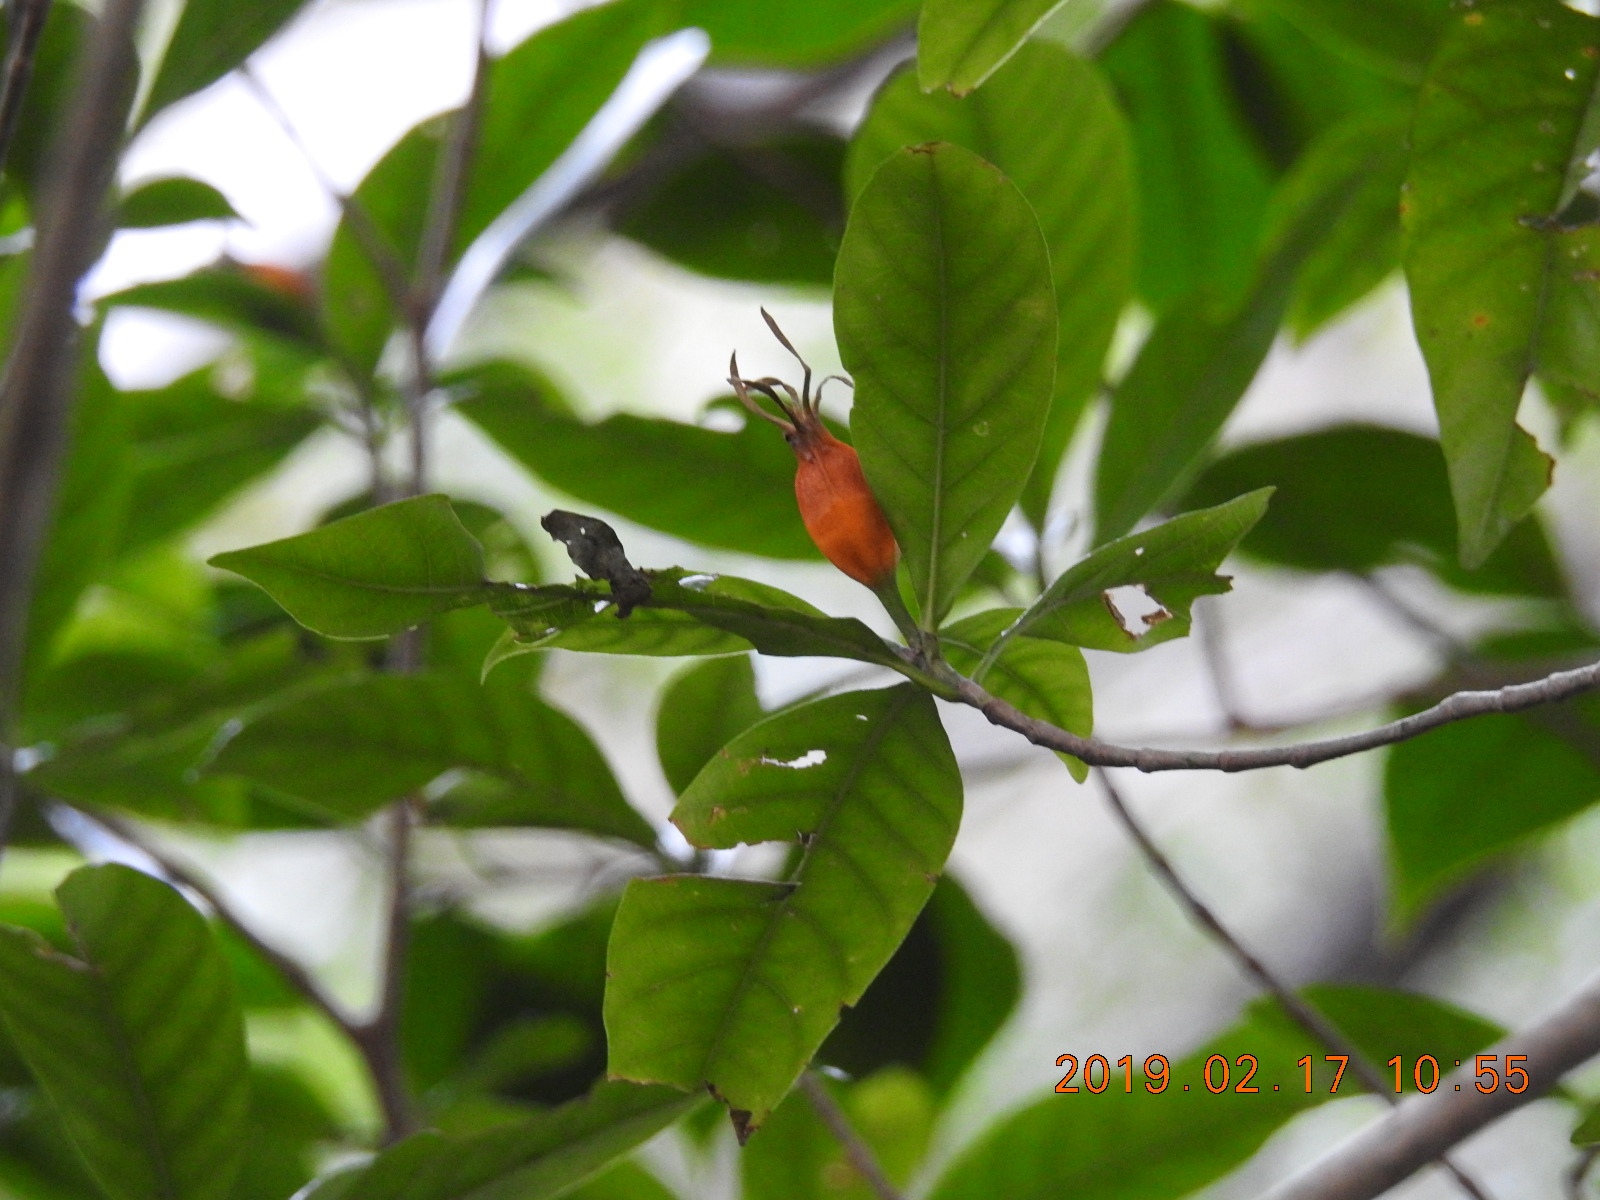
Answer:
top-left (1103, 585), bottom-right (1172, 638)
top-left (760, 749), bottom-right (828, 769)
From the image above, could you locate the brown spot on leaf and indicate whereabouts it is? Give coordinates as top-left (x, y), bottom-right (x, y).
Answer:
top-left (1472, 312), bottom-right (1491, 328)
top-left (1585, 45), bottom-right (1599, 58)
top-left (1463, 11), bottom-right (1483, 23)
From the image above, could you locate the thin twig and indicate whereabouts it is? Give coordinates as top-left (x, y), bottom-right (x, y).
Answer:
top-left (1568, 1146), bottom-right (1599, 1200)
top-left (0, 0), bottom-right (144, 864)
top-left (355, 797), bottom-right (418, 1143)
top-left (1094, 771), bottom-right (1493, 1200)
top-left (1197, 605), bottom-right (1248, 732)
top-left (81, 808), bottom-right (351, 1035)
top-left (942, 655), bottom-right (1600, 773)
top-left (799, 1071), bottom-right (905, 1200)
top-left (0, 0), bottom-right (52, 178)
top-left (1259, 967), bottom-right (1600, 1200)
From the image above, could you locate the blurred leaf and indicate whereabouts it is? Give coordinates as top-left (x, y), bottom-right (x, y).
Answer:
top-left (1574, 1101), bottom-right (1600, 1146)
top-left (607, 685), bottom-right (961, 1133)
top-left (1178, 425), bottom-right (1565, 597)
top-left (144, 0), bottom-right (313, 117)
top-left (846, 44), bottom-right (1135, 529)
top-left (234, 1066), bottom-right (342, 1200)
top-left (743, 1068), bottom-right (934, 1200)
top-left (837, 142), bottom-right (1056, 627)
top-left (118, 177), bottom-right (241, 228)
top-left (917, 0), bottom-right (1065, 95)
top-left (562, 1160), bottom-right (677, 1200)
top-left (454, 365), bottom-right (821, 560)
top-left (211, 671), bottom-right (652, 843)
top-left (1007, 490), bottom-right (1270, 654)
top-left (822, 874), bottom-right (1021, 1096)
top-left (0, 865), bottom-right (250, 1200)
top-left (334, 1080), bottom-right (702, 1200)
top-left (1305, 984), bottom-right (1502, 1078)
top-left (488, 571), bottom-right (902, 668)
top-left (1095, 111), bottom-right (1403, 542)
top-left (102, 264), bottom-right (324, 357)
top-left (655, 655), bottom-right (764, 796)
top-left (120, 367), bottom-right (321, 553)
top-left (2, 4), bottom-right (108, 208)
top-left (209, 495), bottom-right (490, 640)
top-left (1386, 703), bottom-right (1600, 913)
top-left (1099, 0), bottom-right (1276, 312)
top-left (1402, 0), bottom-right (1600, 568)
top-left (681, 0), bottom-right (917, 65)
top-left (1253, 0), bottom-right (1451, 84)
top-left (619, 135), bottom-right (844, 287)
top-left (942, 607), bottom-right (1092, 779)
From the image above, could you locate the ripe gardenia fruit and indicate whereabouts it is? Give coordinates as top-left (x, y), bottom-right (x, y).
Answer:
top-left (728, 311), bottom-right (899, 588)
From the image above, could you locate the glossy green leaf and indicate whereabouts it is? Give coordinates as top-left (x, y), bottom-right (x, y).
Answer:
top-left (121, 367), bottom-right (321, 553)
top-left (118, 177), bottom-right (240, 228)
top-left (619, 135), bottom-right (844, 287)
top-left (488, 571), bottom-right (903, 668)
top-left (821, 874), bottom-right (1021, 1095)
top-left (847, 44), bottom-right (1135, 527)
top-left (1095, 112), bottom-right (1403, 542)
top-left (209, 495), bottom-right (490, 639)
top-left (0, 865), bottom-right (250, 1200)
top-left (656, 655), bottom-right (765, 796)
top-left (1402, 0), bottom-right (1600, 568)
top-left (1005, 490), bottom-right (1270, 656)
top-left (1179, 425), bottom-right (1564, 597)
top-left (1254, 0), bottom-right (1452, 84)
top-left (744, 1068), bottom-right (934, 1200)
top-left (211, 671), bottom-right (653, 843)
top-left (334, 1080), bottom-right (702, 1200)
top-left (606, 685), bottom-right (962, 1132)
top-left (837, 142), bottom-right (1056, 627)
top-left (917, 0), bottom-right (1065, 95)
top-left (455, 365), bottom-right (821, 561)
top-left (1386, 703), bottom-right (1600, 913)
top-left (144, 0), bottom-right (313, 117)
top-left (1099, 1), bottom-right (1276, 312)
top-left (941, 608), bottom-right (1092, 779)
top-left (681, 0), bottom-right (917, 65)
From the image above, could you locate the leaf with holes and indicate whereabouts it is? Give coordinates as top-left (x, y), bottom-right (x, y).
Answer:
top-left (209, 495), bottom-right (490, 639)
top-left (0, 864), bottom-right (250, 1200)
top-left (941, 608), bottom-right (1092, 779)
top-left (605, 684), bottom-right (962, 1135)
top-left (1403, 0), bottom-right (1600, 567)
top-left (1004, 490), bottom-right (1271, 655)
top-left (837, 142), bottom-right (1056, 628)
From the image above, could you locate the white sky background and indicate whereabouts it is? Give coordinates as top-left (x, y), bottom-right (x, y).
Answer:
top-left (38, 0), bottom-right (1600, 1193)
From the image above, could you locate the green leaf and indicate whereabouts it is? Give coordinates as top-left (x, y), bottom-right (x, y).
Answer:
top-left (847, 44), bottom-right (1135, 528)
top-left (821, 874), bottom-right (1021, 1095)
top-left (211, 672), bottom-right (653, 843)
top-left (606, 685), bottom-right (962, 1132)
top-left (120, 366), bottom-right (321, 553)
top-left (680, 0), bottom-right (918, 66)
top-left (209, 495), bottom-right (490, 639)
top-left (941, 608), bottom-right (1092, 779)
top-left (489, 571), bottom-right (904, 669)
top-left (656, 655), bottom-right (765, 796)
top-left (618, 135), bottom-right (844, 287)
top-left (1386, 703), bottom-right (1600, 913)
top-left (1574, 1101), bottom-right (1600, 1146)
top-left (2, 4), bottom-right (105, 209)
top-left (1099, 0), bottom-right (1276, 313)
top-left (1402, 0), bottom-right (1600, 568)
top-left (916, 0), bottom-right (1066, 95)
top-left (0, 865), bottom-right (250, 1200)
top-left (102, 265), bottom-right (324, 357)
top-left (1304, 984), bottom-right (1502, 1076)
top-left (837, 142), bottom-right (1057, 627)
top-left (455, 365), bottom-right (821, 560)
top-left (1254, 0), bottom-right (1452, 84)
top-left (334, 1080), bottom-right (701, 1200)
top-left (1178, 425), bottom-right (1565, 597)
top-left (1005, 490), bottom-right (1270, 655)
top-left (1095, 111), bottom-right (1405, 542)
top-left (144, 0), bottom-right (313, 117)
top-left (118, 178), bottom-right (241, 228)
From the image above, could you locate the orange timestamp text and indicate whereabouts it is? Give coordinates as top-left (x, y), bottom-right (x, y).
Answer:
top-left (1054, 1053), bottom-right (1532, 1095)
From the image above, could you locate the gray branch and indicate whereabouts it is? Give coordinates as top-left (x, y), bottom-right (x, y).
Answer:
top-left (946, 658), bottom-right (1600, 773)
top-left (1259, 970), bottom-right (1600, 1199)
